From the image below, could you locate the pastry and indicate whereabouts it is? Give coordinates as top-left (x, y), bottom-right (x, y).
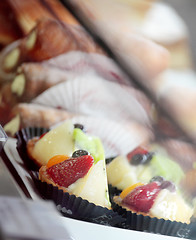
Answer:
top-left (31, 119), bottom-right (111, 208)
top-left (6, 0), bottom-right (79, 34)
top-left (139, 2), bottom-right (193, 69)
top-left (0, 0), bottom-right (22, 47)
top-left (26, 120), bottom-right (105, 167)
top-left (0, 62), bottom-right (69, 125)
top-left (113, 177), bottom-right (193, 223)
top-left (106, 144), bottom-right (185, 191)
top-left (39, 152), bottom-right (111, 208)
top-left (0, 18), bottom-right (105, 83)
top-left (152, 68), bottom-right (196, 142)
top-left (4, 103), bottom-right (77, 136)
top-left (0, 40), bottom-right (22, 83)
top-left (70, 0), bottom-right (170, 80)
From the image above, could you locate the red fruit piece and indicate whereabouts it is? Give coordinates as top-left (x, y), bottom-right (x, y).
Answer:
top-left (39, 132), bottom-right (47, 139)
top-left (47, 155), bottom-right (94, 188)
top-left (127, 146), bottom-right (148, 162)
top-left (122, 182), bottom-right (160, 213)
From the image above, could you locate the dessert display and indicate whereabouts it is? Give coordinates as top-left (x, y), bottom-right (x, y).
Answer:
top-left (106, 145), bottom-right (185, 191)
top-left (15, 119), bottom-right (128, 223)
top-left (113, 177), bottom-right (193, 224)
top-left (67, 0), bottom-right (196, 143)
top-left (0, 1), bottom-right (171, 131)
top-left (1, 0), bottom-right (196, 238)
top-left (19, 115), bottom-right (153, 165)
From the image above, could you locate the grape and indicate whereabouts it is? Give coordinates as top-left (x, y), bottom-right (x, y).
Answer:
top-left (72, 150), bottom-right (89, 158)
top-left (74, 123), bottom-right (84, 131)
top-left (131, 154), bottom-right (144, 165)
top-left (131, 152), bottom-right (154, 165)
top-left (150, 176), bottom-right (164, 184)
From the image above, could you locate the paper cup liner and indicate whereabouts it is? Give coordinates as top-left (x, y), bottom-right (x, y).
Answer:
top-left (108, 184), bottom-right (122, 202)
top-left (111, 201), bottom-right (192, 238)
top-left (33, 173), bottom-right (124, 227)
top-left (32, 72), bottom-right (151, 127)
top-left (15, 127), bottom-right (49, 171)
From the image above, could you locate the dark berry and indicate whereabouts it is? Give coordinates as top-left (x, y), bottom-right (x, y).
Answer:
top-left (72, 150), bottom-right (89, 158)
top-left (131, 154), bottom-right (144, 165)
top-left (131, 152), bottom-right (154, 165)
top-left (150, 176), bottom-right (165, 184)
top-left (160, 180), bottom-right (176, 192)
top-left (127, 147), bottom-right (148, 161)
top-left (74, 123), bottom-right (84, 131)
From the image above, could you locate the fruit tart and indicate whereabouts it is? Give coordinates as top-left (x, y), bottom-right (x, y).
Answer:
top-left (39, 151), bottom-right (110, 208)
top-left (37, 150), bottom-right (127, 225)
top-left (106, 145), bottom-right (184, 191)
top-left (27, 120), bottom-right (105, 167)
top-left (112, 177), bottom-right (193, 237)
top-left (16, 120), bottom-right (126, 224)
top-left (114, 177), bottom-right (193, 223)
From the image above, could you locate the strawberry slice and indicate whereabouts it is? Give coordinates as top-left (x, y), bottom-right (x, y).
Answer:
top-left (47, 155), bottom-right (94, 188)
top-left (122, 182), bottom-right (160, 213)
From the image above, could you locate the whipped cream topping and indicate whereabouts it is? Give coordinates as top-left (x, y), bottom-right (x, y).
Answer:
top-left (150, 188), bottom-right (193, 223)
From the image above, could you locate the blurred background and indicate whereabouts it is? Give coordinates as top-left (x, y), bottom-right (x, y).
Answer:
top-left (164, 0), bottom-right (196, 67)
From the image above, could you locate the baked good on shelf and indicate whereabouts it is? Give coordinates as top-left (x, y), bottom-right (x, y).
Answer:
top-left (31, 119), bottom-right (111, 208)
top-left (0, 62), bottom-right (70, 125)
top-left (0, 1), bottom-right (22, 48)
top-left (151, 68), bottom-right (196, 142)
top-left (70, 0), bottom-right (170, 80)
top-left (139, 2), bottom-right (193, 69)
top-left (39, 151), bottom-right (111, 208)
top-left (6, 0), bottom-right (79, 34)
top-left (0, 40), bottom-right (21, 83)
top-left (26, 120), bottom-right (106, 167)
top-left (106, 144), bottom-right (184, 191)
top-left (113, 177), bottom-right (193, 223)
top-left (4, 103), bottom-right (77, 136)
top-left (0, 18), bottom-right (105, 84)
top-left (97, 27), bottom-right (169, 81)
